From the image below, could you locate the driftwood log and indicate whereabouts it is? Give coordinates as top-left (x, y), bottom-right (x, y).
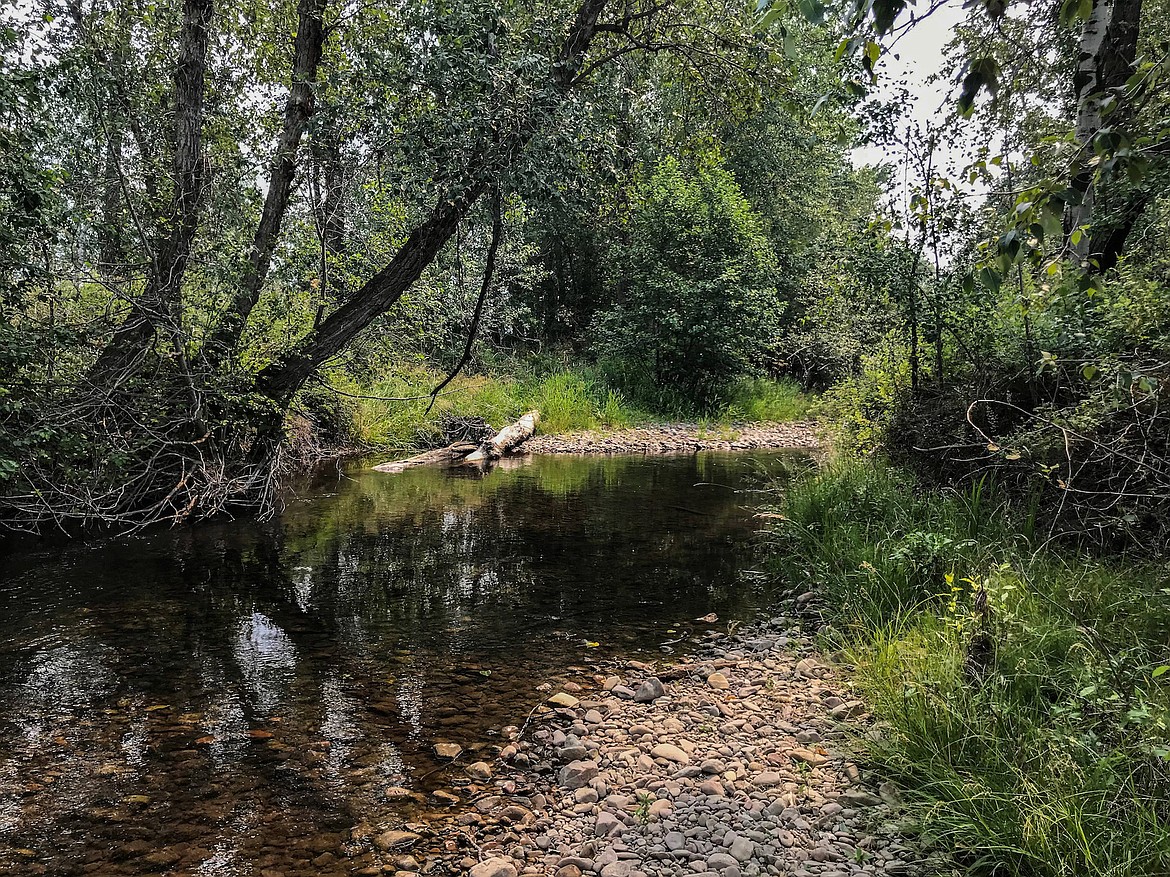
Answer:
top-left (373, 411), bottom-right (539, 474)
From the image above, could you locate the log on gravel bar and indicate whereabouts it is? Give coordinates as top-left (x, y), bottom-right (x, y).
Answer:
top-left (462, 411), bottom-right (539, 464)
top-left (372, 411), bottom-right (539, 473)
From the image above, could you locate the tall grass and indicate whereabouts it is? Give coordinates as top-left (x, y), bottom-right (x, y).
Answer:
top-left (319, 360), bottom-right (813, 451)
top-left (766, 461), bottom-right (1170, 876)
top-left (327, 362), bottom-right (646, 450)
top-left (721, 377), bottom-right (813, 422)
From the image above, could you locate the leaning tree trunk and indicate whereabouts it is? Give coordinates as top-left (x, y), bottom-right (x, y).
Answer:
top-left (254, 0), bottom-right (613, 405)
top-left (201, 0), bottom-right (329, 364)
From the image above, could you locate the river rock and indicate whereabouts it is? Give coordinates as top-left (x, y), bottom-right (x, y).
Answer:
top-left (707, 672), bottom-right (730, 690)
top-left (650, 743), bottom-right (689, 765)
top-left (549, 692), bottom-right (581, 709)
top-left (840, 788), bottom-right (882, 806)
top-left (574, 787), bottom-right (598, 804)
top-left (434, 742), bottom-right (462, 760)
top-left (794, 658), bottom-right (821, 679)
top-left (708, 852), bottom-right (738, 870)
top-left (595, 812), bottom-right (621, 837)
top-left (789, 748), bottom-right (827, 767)
top-left (374, 830), bottom-right (420, 852)
top-left (634, 677), bottom-right (666, 702)
top-left (558, 734), bottom-right (589, 761)
top-left (829, 700), bottom-right (866, 720)
top-left (467, 761), bottom-right (493, 780)
top-left (728, 837), bottom-right (755, 862)
top-left (469, 857), bottom-right (518, 877)
top-left (559, 760), bottom-right (598, 789)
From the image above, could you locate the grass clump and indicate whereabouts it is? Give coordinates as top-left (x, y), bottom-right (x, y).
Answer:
top-left (325, 361), bottom-right (646, 450)
top-left (720, 377), bottom-right (813, 422)
top-left (765, 461), bottom-right (1170, 876)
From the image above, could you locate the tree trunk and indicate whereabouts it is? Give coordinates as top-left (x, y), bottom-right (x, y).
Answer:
top-left (202, 0), bottom-right (329, 363)
top-left (464, 411), bottom-right (539, 464)
top-left (99, 124), bottom-right (125, 274)
top-left (1066, 0), bottom-right (1144, 264)
top-left (255, 183), bottom-right (488, 401)
top-left (255, 0), bottom-right (612, 404)
top-left (312, 111), bottom-right (347, 261)
top-left (88, 0), bottom-right (214, 385)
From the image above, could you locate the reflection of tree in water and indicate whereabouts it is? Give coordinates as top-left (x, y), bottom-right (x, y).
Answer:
top-left (277, 453), bottom-right (776, 656)
top-left (232, 611), bottom-right (298, 716)
top-left (0, 452), bottom-right (804, 876)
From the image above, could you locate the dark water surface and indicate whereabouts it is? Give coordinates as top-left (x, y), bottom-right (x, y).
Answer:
top-left (0, 451), bottom-right (803, 876)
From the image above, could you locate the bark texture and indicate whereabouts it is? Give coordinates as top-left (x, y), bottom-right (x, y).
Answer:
top-left (202, 0), bottom-right (329, 362)
top-left (88, 0), bottom-right (214, 384)
top-left (1066, 0), bottom-right (1145, 264)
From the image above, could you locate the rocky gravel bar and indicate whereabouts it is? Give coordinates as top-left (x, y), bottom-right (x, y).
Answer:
top-left (523, 422), bottom-right (819, 456)
top-left (355, 618), bottom-right (928, 877)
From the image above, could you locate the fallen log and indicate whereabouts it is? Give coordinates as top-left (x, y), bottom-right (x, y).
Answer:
top-left (372, 411), bottom-right (539, 473)
top-left (463, 411), bottom-right (539, 464)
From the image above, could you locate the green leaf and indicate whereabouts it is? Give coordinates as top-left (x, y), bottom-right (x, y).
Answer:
top-left (795, 0), bottom-right (826, 24)
top-left (978, 266), bottom-right (1002, 291)
top-left (957, 57), bottom-right (1001, 117)
top-left (871, 0), bottom-right (907, 35)
top-left (758, 7), bottom-right (784, 30)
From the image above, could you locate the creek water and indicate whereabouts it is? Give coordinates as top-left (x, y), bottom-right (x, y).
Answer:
top-left (0, 451), bottom-right (806, 877)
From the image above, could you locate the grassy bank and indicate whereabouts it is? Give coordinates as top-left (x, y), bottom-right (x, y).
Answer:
top-left (308, 361), bottom-right (812, 451)
top-left (765, 462), bottom-right (1170, 876)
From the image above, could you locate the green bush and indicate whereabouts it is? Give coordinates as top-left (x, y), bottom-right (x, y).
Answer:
top-left (595, 151), bottom-right (783, 408)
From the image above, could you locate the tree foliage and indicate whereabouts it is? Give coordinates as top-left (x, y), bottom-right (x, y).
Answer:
top-left (596, 152), bottom-right (782, 406)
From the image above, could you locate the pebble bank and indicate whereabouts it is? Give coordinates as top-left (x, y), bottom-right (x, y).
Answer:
top-left (523, 423), bottom-right (819, 456)
top-left (346, 617), bottom-right (930, 877)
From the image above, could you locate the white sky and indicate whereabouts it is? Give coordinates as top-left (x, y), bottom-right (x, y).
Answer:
top-left (848, 1), bottom-right (998, 240)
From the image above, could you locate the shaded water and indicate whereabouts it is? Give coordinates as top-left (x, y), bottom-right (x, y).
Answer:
top-left (0, 451), bottom-right (804, 876)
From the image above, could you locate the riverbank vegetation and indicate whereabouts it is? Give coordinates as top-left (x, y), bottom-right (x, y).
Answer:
top-left (767, 462), bottom-right (1170, 875)
top-left (304, 363), bottom-right (812, 454)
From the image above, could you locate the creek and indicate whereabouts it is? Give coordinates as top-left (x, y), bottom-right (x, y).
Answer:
top-left (0, 451), bottom-right (806, 876)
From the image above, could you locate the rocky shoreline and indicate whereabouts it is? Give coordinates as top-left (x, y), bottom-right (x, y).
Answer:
top-left (522, 422), bottom-right (819, 456)
top-left (355, 617), bottom-right (928, 877)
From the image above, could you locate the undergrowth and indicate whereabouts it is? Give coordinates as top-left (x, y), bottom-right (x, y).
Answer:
top-left (765, 461), bottom-right (1170, 876)
top-left (312, 360), bottom-right (812, 451)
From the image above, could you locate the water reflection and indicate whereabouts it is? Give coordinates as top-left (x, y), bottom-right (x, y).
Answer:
top-left (0, 451), bottom-right (804, 876)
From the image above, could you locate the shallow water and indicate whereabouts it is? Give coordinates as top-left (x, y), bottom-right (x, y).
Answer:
top-left (0, 451), bottom-right (805, 876)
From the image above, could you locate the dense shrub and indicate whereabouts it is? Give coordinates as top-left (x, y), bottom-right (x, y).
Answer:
top-left (594, 153), bottom-right (782, 408)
